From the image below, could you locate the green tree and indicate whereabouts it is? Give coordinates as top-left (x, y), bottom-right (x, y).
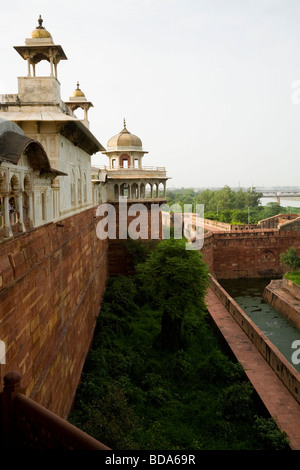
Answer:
top-left (137, 238), bottom-right (209, 351)
top-left (280, 247), bottom-right (300, 272)
top-left (261, 202), bottom-right (284, 219)
top-left (231, 209), bottom-right (248, 224)
top-left (241, 187), bottom-right (263, 208)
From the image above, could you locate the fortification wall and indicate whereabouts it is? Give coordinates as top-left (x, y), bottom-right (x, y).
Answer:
top-left (202, 229), bottom-right (300, 279)
top-left (201, 232), bottom-right (214, 274)
top-left (0, 207), bottom-right (109, 418)
top-left (108, 201), bottom-right (163, 275)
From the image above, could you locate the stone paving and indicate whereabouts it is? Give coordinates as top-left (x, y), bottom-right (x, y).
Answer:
top-left (206, 287), bottom-right (300, 450)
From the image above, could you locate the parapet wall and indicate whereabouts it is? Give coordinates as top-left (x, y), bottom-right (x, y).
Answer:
top-left (203, 218), bottom-right (257, 232)
top-left (0, 207), bottom-right (109, 418)
top-left (258, 213), bottom-right (300, 230)
top-left (282, 278), bottom-right (300, 301)
top-left (202, 228), bottom-right (300, 279)
top-left (209, 275), bottom-right (300, 406)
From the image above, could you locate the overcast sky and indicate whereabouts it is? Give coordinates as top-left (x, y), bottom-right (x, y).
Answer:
top-left (2, 0), bottom-right (300, 189)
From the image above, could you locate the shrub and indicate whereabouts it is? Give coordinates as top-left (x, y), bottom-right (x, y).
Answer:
top-left (280, 247), bottom-right (300, 272)
top-left (102, 275), bottom-right (137, 318)
top-left (253, 416), bottom-right (290, 450)
top-left (69, 383), bottom-right (141, 450)
top-left (219, 382), bottom-right (255, 421)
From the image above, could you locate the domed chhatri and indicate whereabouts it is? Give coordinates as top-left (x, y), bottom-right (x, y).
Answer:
top-left (65, 82), bottom-right (93, 128)
top-left (14, 15), bottom-right (67, 79)
top-left (31, 15), bottom-right (53, 40)
top-left (100, 119), bottom-right (168, 202)
top-left (107, 119), bottom-right (143, 150)
top-left (102, 119), bottom-right (148, 171)
top-left (72, 82), bottom-right (85, 98)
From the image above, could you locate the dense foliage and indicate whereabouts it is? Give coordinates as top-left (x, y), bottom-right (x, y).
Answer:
top-left (69, 239), bottom-right (289, 450)
top-left (166, 186), bottom-right (298, 224)
top-left (137, 239), bottom-right (209, 351)
top-left (280, 247), bottom-right (300, 272)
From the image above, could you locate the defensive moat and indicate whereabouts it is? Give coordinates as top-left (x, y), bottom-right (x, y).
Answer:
top-left (220, 278), bottom-right (300, 373)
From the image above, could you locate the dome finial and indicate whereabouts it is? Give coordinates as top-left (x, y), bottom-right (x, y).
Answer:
top-left (123, 118), bottom-right (126, 128)
top-left (37, 14), bottom-right (45, 30)
top-left (72, 82), bottom-right (85, 98)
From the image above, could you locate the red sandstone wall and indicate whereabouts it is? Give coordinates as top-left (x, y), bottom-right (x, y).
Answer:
top-left (0, 208), bottom-right (109, 418)
top-left (108, 201), bottom-right (162, 275)
top-left (204, 229), bottom-right (300, 279)
top-left (201, 232), bottom-right (214, 274)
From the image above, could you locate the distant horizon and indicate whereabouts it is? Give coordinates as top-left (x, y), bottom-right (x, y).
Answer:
top-left (167, 185), bottom-right (300, 190)
top-left (2, 1), bottom-right (300, 188)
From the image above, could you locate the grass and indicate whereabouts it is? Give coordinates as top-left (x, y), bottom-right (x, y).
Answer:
top-left (284, 272), bottom-right (300, 285)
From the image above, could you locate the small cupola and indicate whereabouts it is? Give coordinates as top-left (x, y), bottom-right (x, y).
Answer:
top-left (65, 82), bottom-right (94, 128)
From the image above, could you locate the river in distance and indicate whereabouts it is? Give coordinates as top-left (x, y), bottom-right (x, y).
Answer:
top-left (260, 197), bottom-right (300, 208)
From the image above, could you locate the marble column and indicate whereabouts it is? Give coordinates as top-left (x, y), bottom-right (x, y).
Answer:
top-left (3, 194), bottom-right (13, 238)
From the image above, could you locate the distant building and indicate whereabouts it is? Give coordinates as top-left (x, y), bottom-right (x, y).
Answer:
top-left (92, 119), bottom-right (169, 204)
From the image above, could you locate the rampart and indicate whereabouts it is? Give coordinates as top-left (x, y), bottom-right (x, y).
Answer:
top-left (258, 213), bottom-right (300, 230)
top-left (202, 229), bottom-right (300, 279)
top-left (0, 207), bottom-right (109, 418)
top-left (203, 218), bottom-right (258, 232)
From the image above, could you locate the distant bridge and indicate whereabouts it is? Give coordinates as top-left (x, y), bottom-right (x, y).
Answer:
top-left (257, 189), bottom-right (300, 204)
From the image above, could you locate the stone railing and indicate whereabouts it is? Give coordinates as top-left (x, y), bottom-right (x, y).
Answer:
top-left (0, 371), bottom-right (110, 450)
top-left (94, 165), bottom-right (166, 172)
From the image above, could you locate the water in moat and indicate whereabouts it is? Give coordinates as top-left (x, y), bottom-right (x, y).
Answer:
top-left (219, 278), bottom-right (300, 373)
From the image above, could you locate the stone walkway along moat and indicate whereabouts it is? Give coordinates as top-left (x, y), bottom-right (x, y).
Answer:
top-left (205, 287), bottom-right (300, 450)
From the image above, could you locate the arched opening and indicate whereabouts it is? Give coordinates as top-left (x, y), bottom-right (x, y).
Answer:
top-left (120, 154), bottom-right (130, 169)
top-left (153, 183), bottom-right (158, 198)
top-left (262, 250), bottom-right (277, 266)
top-left (120, 183), bottom-right (129, 197)
top-left (78, 168), bottom-right (82, 204)
top-left (71, 168), bottom-right (76, 205)
top-left (9, 174), bottom-right (20, 225)
top-left (114, 184), bottom-right (119, 200)
top-left (83, 173), bottom-right (87, 203)
top-left (159, 182), bottom-right (165, 198)
top-left (140, 183), bottom-right (145, 199)
top-left (131, 183), bottom-right (139, 199)
top-left (145, 183), bottom-right (152, 198)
